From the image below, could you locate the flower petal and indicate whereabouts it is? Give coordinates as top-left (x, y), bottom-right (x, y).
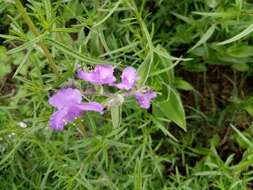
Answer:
top-left (116, 67), bottom-right (138, 90)
top-left (78, 65), bottom-right (116, 85)
top-left (135, 90), bottom-right (157, 109)
top-left (50, 108), bottom-right (69, 130)
top-left (50, 105), bottom-right (84, 130)
top-left (49, 88), bottom-right (82, 109)
top-left (77, 69), bottom-right (94, 82)
top-left (77, 102), bottom-right (104, 113)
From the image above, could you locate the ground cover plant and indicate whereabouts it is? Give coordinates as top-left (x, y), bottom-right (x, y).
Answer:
top-left (1, 0), bottom-right (253, 189)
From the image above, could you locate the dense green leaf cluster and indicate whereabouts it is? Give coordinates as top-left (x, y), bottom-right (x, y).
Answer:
top-left (0, 0), bottom-right (253, 189)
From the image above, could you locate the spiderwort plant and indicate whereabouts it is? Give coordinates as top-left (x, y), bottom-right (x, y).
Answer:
top-left (77, 65), bottom-right (116, 85)
top-left (116, 67), bottom-right (138, 90)
top-left (49, 88), bottom-right (104, 130)
top-left (49, 65), bottom-right (156, 130)
top-left (135, 90), bottom-right (157, 109)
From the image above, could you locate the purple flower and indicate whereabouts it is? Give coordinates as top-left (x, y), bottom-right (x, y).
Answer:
top-left (116, 67), bottom-right (138, 90)
top-left (77, 65), bottom-right (116, 85)
top-left (49, 88), bottom-right (104, 130)
top-left (49, 88), bottom-right (82, 109)
top-left (135, 90), bottom-right (157, 109)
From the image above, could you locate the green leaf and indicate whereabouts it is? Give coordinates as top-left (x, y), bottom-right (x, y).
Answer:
top-left (0, 46), bottom-right (11, 78)
top-left (137, 51), bottom-right (153, 86)
top-left (47, 38), bottom-right (115, 65)
top-left (192, 11), bottom-right (236, 18)
top-left (170, 11), bottom-right (192, 24)
top-left (51, 28), bottom-right (81, 33)
top-left (0, 46), bottom-right (8, 62)
top-left (154, 89), bottom-right (186, 131)
top-left (111, 105), bottom-right (122, 128)
top-left (230, 124), bottom-right (253, 149)
top-left (206, 0), bottom-right (219, 8)
top-left (244, 106), bottom-right (253, 117)
top-left (0, 34), bottom-right (22, 41)
top-left (12, 50), bottom-right (31, 78)
top-left (174, 78), bottom-right (194, 91)
top-left (88, 30), bottom-right (103, 56)
top-left (154, 47), bottom-right (192, 61)
top-left (152, 117), bottom-right (178, 142)
top-left (188, 24), bottom-right (216, 52)
top-left (232, 63), bottom-right (249, 72)
top-left (62, 0), bottom-right (82, 20)
top-left (226, 45), bottom-right (253, 58)
top-left (7, 33), bottom-right (48, 54)
top-left (44, 0), bottom-right (52, 21)
top-left (0, 64), bottom-right (11, 78)
top-left (93, 0), bottom-right (122, 27)
top-left (217, 23), bottom-right (253, 45)
top-left (183, 62), bottom-right (207, 72)
top-left (53, 65), bottom-right (75, 87)
top-left (154, 46), bottom-right (175, 83)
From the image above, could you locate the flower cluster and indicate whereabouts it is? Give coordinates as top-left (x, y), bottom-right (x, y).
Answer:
top-left (49, 65), bottom-right (156, 130)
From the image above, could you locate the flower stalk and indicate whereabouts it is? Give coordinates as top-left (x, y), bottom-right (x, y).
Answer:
top-left (14, 0), bottom-right (59, 76)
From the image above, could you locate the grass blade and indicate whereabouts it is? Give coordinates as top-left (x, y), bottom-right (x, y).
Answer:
top-left (12, 49), bottom-right (32, 78)
top-left (47, 38), bottom-right (115, 65)
top-left (188, 24), bottom-right (216, 52)
top-left (217, 23), bottom-right (253, 45)
top-left (7, 33), bottom-right (47, 54)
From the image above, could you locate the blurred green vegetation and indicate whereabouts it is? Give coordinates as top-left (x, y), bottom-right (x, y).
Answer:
top-left (0, 0), bottom-right (253, 189)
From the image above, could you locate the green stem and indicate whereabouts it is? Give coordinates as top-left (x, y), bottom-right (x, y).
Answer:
top-left (76, 119), bottom-right (87, 137)
top-left (15, 0), bottom-right (59, 76)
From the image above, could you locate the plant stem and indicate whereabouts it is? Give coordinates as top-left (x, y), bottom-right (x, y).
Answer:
top-left (14, 0), bottom-right (59, 76)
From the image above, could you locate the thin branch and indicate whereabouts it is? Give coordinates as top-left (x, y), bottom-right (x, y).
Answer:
top-left (14, 0), bottom-right (59, 76)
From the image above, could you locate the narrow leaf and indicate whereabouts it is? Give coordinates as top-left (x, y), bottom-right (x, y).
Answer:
top-left (12, 49), bottom-right (31, 78)
top-left (152, 117), bottom-right (178, 142)
top-left (188, 24), bottom-right (216, 52)
top-left (47, 38), bottom-right (115, 65)
top-left (7, 33), bottom-right (47, 54)
top-left (230, 124), bottom-right (253, 149)
top-left (111, 105), bottom-right (122, 128)
top-left (93, 0), bottom-right (122, 27)
top-left (137, 51), bottom-right (153, 86)
top-left (218, 23), bottom-right (253, 45)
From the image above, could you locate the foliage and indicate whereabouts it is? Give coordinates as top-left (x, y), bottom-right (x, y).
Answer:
top-left (0, 0), bottom-right (253, 189)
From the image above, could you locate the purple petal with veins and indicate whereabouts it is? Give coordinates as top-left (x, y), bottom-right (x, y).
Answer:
top-left (50, 106), bottom-right (83, 130)
top-left (78, 102), bottom-right (104, 113)
top-left (78, 65), bottom-right (116, 85)
top-left (135, 90), bottom-right (157, 109)
top-left (116, 67), bottom-right (138, 90)
top-left (49, 88), bottom-right (104, 130)
top-left (49, 88), bottom-right (82, 109)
